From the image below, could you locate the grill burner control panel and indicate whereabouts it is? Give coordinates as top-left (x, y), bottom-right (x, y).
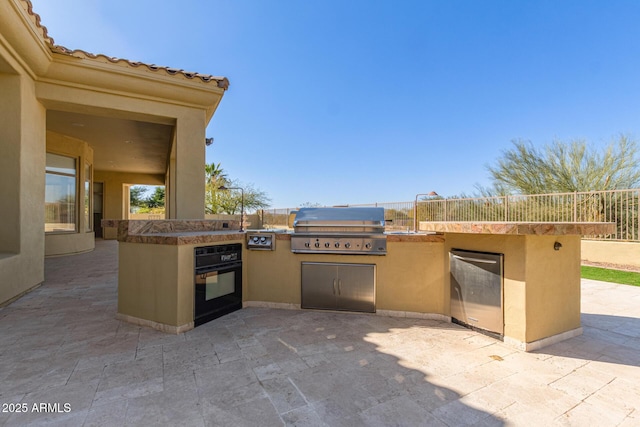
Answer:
top-left (291, 207), bottom-right (387, 255)
top-left (291, 236), bottom-right (387, 255)
top-left (246, 233), bottom-right (275, 251)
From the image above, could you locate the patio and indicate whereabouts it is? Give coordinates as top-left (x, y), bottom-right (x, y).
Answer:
top-left (0, 240), bottom-right (638, 426)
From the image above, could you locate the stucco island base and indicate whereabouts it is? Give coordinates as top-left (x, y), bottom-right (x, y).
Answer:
top-left (110, 219), bottom-right (615, 351)
top-left (421, 221), bottom-right (616, 350)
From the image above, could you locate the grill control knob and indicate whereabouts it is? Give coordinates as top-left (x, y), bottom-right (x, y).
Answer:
top-left (252, 236), bottom-right (260, 243)
top-left (314, 242), bottom-right (320, 248)
top-left (344, 242), bottom-right (351, 249)
top-left (304, 242), bottom-right (310, 248)
top-left (334, 242), bottom-right (340, 248)
top-left (365, 243), bottom-right (372, 249)
top-left (324, 242), bottom-right (331, 248)
top-left (260, 236), bottom-right (267, 243)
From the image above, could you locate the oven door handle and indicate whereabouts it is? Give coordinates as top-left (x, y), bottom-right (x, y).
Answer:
top-left (452, 255), bottom-right (497, 264)
top-left (196, 261), bottom-right (243, 276)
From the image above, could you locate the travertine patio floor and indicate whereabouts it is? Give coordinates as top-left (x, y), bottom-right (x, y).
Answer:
top-left (0, 239), bottom-right (639, 426)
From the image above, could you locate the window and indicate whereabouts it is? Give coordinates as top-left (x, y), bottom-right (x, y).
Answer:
top-left (84, 163), bottom-right (92, 231)
top-left (45, 153), bottom-right (76, 232)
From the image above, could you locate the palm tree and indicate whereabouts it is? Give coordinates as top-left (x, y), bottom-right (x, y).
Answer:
top-left (205, 162), bottom-right (228, 214)
top-left (205, 162), bottom-right (228, 187)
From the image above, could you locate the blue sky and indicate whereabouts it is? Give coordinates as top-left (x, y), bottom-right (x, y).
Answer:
top-left (31, 0), bottom-right (640, 208)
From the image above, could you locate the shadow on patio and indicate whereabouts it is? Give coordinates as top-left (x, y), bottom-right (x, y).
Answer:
top-left (533, 312), bottom-right (640, 368)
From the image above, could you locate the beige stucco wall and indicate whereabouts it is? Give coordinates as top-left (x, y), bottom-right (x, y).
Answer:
top-left (525, 235), bottom-right (581, 341)
top-left (0, 71), bottom-right (46, 306)
top-left (245, 240), bottom-right (446, 314)
top-left (443, 233), bottom-right (581, 344)
top-left (376, 241), bottom-right (445, 313)
top-left (581, 240), bottom-right (640, 268)
top-left (170, 111), bottom-right (206, 219)
top-left (245, 240), bottom-right (301, 304)
top-left (118, 243), bottom-right (187, 327)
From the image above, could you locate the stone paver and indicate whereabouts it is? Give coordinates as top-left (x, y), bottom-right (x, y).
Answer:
top-left (0, 240), bottom-right (639, 426)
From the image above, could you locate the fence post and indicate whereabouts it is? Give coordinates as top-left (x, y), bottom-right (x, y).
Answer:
top-left (573, 192), bottom-right (577, 222)
top-left (413, 199), bottom-right (417, 232)
top-left (504, 195), bottom-right (508, 222)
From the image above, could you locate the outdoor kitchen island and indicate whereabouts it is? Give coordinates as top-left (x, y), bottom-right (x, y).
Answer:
top-left (102, 219), bottom-right (245, 334)
top-left (246, 221), bottom-right (614, 350)
top-left (104, 218), bottom-right (614, 351)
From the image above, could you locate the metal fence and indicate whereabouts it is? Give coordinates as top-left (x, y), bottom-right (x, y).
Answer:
top-left (416, 189), bottom-right (639, 240)
top-left (264, 188), bottom-right (640, 241)
top-left (260, 208), bottom-right (298, 229)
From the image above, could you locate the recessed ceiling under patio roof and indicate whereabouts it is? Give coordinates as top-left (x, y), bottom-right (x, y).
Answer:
top-left (46, 110), bottom-right (174, 175)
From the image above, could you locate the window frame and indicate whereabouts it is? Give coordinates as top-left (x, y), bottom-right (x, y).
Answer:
top-left (45, 152), bottom-right (78, 234)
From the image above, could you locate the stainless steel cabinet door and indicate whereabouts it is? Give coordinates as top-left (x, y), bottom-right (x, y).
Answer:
top-left (301, 262), bottom-right (376, 313)
top-left (301, 263), bottom-right (338, 310)
top-left (335, 264), bottom-right (375, 313)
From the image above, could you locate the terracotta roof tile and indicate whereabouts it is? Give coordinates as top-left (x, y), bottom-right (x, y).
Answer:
top-left (20, 0), bottom-right (229, 89)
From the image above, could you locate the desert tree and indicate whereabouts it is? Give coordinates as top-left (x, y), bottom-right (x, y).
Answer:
top-left (485, 135), bottom-right (640, 228)
top-left (214, 180), bottom-right (271, 215)
top-left (487, 135), bottom-right (640, 194)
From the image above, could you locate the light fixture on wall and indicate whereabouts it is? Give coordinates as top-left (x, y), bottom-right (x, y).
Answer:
top-left (205, 137), bottom-right (214, 146)
top-left (218, 185), bottom-right (244, 232)
top-left (554, 241), bottom-right (562, 251)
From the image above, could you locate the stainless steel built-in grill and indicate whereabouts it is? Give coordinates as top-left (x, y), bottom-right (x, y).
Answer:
top-left (291, 207), bottom-right (387, 255)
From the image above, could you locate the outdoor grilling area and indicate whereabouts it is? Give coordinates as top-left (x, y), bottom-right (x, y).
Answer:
top-left (103, 208), bottom-right (614, 351)
top-left (4, 2), bottom-right (640, 424)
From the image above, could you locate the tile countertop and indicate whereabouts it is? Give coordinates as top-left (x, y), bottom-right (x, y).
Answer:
top-left (101, 219), bottom-right (244, 245)
top-left (102, 219), bottom-right (614, 244)
top-left (418, 221), bottom-right (616, 235)
top-left (101, 219), bottom-right (447, 245)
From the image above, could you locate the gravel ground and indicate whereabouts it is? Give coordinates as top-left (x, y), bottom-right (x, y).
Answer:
top-left (581, 260), bottom-right (640, 273)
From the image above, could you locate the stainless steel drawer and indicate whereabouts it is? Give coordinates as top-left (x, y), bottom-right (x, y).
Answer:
top-left (450, 250), bottom-right (504, 336)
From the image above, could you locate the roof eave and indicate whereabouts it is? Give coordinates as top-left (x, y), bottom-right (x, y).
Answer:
top-left (43, 52), bottom-right (227, 112)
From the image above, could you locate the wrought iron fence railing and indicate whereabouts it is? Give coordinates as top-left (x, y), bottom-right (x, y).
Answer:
top-left (263, 188), bottom-right (640, 241)
top-left (260, 208), bottom-right (298, 229)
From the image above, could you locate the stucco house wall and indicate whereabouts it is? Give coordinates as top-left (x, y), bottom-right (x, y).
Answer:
top-left (0, 70), bottom-right (46, 305)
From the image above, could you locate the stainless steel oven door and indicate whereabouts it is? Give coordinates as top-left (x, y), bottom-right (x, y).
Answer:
top-left (194, 261), bottom-right (242, 326)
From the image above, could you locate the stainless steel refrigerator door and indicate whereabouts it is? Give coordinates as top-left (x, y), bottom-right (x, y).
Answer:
top-left (450, 250), bottom-right (504, 335)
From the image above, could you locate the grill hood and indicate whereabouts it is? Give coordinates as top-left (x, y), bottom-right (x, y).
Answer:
top-left (293, 207), bottom-right (385, 234)
top-left (291, 207), bottom-right (387, 255)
